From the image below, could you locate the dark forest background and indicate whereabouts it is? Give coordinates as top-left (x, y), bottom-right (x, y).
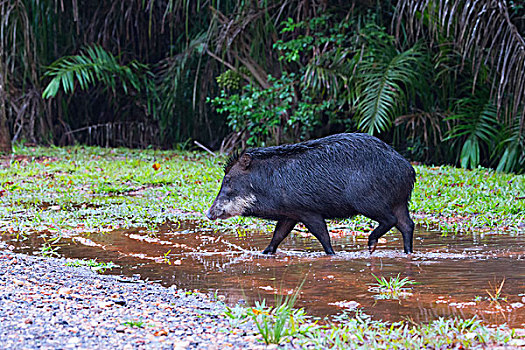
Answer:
top-left (0, 0), bottom-right (524, 173)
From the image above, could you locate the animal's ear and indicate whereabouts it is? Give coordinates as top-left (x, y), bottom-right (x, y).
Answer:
top-left (239, 154), bottom-right (252, 170)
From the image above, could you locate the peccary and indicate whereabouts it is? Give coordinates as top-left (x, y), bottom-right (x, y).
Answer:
top-left (206, 133), bottom-right (416, 255)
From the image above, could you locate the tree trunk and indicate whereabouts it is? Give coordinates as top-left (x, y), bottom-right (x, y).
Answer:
top-left (0, 111), bottom-right (11, 154)
top-left (0, 72), bottom-right (12, 154)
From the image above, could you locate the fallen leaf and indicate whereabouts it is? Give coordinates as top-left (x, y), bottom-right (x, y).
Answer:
top-left (251, 308), bottom-right (269, 316)
top-left (154, 329), bottom-right (168, 336)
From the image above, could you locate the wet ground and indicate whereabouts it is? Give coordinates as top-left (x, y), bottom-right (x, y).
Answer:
top-left (2, 220), bottom-right (524, 327)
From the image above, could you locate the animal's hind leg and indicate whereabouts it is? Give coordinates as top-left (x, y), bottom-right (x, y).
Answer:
top-left (367, 212), bottom-right (397, 253)
top-left (394, 204), bottom-right (414, 254)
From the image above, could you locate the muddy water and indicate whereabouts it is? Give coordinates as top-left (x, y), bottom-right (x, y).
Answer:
top-left (2, 221), bottom-right (524, 327)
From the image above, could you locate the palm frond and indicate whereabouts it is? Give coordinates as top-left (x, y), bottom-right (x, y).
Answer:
top-left (445, 98), bottom-right (499, 169)
top-left (395, 0), bottom-right (525, 124)
top-left (302, 48), bottom-right (355, 100)
top-left (42, 45), bottom-right (157, 113)
top-left (355, 44), bottom-right (425, 135)
top-left (156, 33), bottom-right (208, 140)
top-left (395, 110), bottom-right (450, 148)
top-left (495, 118), bottom-right (525, 173)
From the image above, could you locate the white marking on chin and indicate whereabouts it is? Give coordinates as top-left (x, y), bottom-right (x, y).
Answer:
top-left (221, 194), bottom-right (256, 217)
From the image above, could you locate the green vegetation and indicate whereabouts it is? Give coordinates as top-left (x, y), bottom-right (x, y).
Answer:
top-left (369, 273), bottom-right (417, 300)
top-left (0, 146), bottom-right (225, 235)
top-left (38, 237), bottom-right (61, 257)
top-left (301, 312), bottom-right (517, 349)
top-left (224, 299), bottom-right (311, 345)
top-left (246, 298), bottom-right (310, 345)
top-left (222, 305), bottom-right (519, 348)
top-left (486, 279), bottom-right (508, 307)
top-left (1, 1), bottom-right (524, 173)
top-left (65, 258), bottom-right (119, 272)
top-left (0, 146), bottom-right (523, 237)
top-left (2, 3), bottom-right (524, 346)
top-left (122, 320), bottom-right (146, 328)
top-left (471, 279), bottom-right (509, 307)
top-left (411, 166), bottom-right (524, 234)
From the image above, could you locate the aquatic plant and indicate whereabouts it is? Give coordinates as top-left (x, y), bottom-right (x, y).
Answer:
top-left (369, 273), bottom-right (417, 300)
top-left (486, 278), bottom-right (507, 307)
top-left (38, 236), bottom-right (61, 257)
top-left (162, 249), bottom-right (172, 265)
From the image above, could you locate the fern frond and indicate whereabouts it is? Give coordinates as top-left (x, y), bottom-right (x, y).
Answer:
top-left (302, 48), bottom-right (355, 99)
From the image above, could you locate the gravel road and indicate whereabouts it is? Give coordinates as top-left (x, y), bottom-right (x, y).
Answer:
top-left (0, 244), bottom-right (267, 349)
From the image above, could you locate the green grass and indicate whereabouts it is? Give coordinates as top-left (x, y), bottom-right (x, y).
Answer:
top-left (411, 165), bottom-right (524, 234)
top-left (222, 305), bottom-right (520, 348)
top-left (122, 320), bottom-right (146, 328)
top-left (38, 236), bottom-right (61, 257)
top-left (0, 145), bottom-right (523, 238)
top-left (0, 145), bottom-right (247, 236)
top-left (223, 294), bottom-right (315, 345)
top-left (65, 258), bottom-right (119, 272)
top-left (486, 278), bottom-right (507, 307)
top-left (219, 279), bottom-right (521, 348)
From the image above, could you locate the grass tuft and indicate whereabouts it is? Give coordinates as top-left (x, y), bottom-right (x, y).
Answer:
top-left (369, 273), bottom-right (417, 299)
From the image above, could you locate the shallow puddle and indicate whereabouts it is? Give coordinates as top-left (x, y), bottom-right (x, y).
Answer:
top-left (2, 221), bottom-right (524, 327)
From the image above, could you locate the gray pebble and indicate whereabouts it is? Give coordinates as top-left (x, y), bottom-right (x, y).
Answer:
top-left (0, 250), bottom-right (265, 349)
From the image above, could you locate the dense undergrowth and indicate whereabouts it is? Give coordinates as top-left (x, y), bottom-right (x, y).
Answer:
top-left (3, 1), bottom-right (525, 174)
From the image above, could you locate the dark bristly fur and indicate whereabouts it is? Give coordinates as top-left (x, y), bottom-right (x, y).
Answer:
top-left (209, 133), bottom-right (416, 255)
top-left (223, 151), bottom-right (240, 174)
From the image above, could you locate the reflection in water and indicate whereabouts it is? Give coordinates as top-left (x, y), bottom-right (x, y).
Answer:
top-left (2, 221), bottom-right (524, 327)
